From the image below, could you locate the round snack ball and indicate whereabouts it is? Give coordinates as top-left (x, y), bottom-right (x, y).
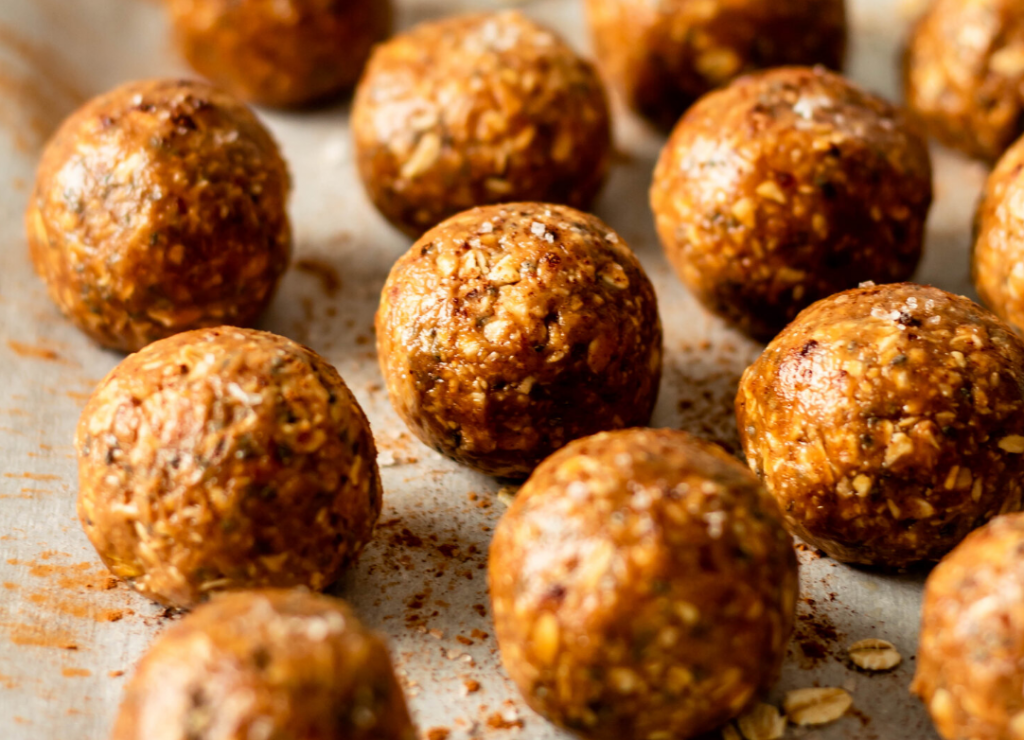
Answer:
top-left (737, 282), bottom-right (1024, 567)
top-left (974, 135), bottom-right (1024, 333)
top-left (376, 203), bottom-right (663, 479)
top-left (112, 590), bottom-right (416, 740)
top-left (912, 514), bottom-right (1024, 740)
top-left (76, 327), bottom-right (381, 609)
top-left (650, 66), bottom-right (932, 341)
top-left (585, 0), bottom-right (847, 130)
top-left (26, 79), bottom-right (291, 352)
top-left (352, 11), bottom-right (612, 237)
top-left (904, 0), bottom-right (1024, 162)
top-left (168, 0), bottom-right (391, 108)
top-left (489, 429), bottom-right (798, 740)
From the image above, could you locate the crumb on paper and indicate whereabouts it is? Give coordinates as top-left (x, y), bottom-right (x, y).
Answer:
top-left (848, 638), bottom-right (902, 671)
top-left (784, 687), bottom-right (853, 726)
top-left (736, 703), bottom-right (786, 740)
top-left (294, 258), bottom-right (342, 297)
top-left (496, 485), bottom-right (518, 506)
top-left (486, 711), bottom-right (524, 731)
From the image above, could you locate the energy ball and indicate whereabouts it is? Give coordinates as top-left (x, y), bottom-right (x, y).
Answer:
top-left (737, 283), bottom-right (1024, 567)
top-left (76, 327), bottom-right (381, 609)
top-left (112, 590), bottom-right (416, 740)
top-left (352, 12), bottom-right (612, 237)
top-left (26, 79), bottom-right (291, 352)
top-left (168, 0), bottom-right (391, 108)
top-left (974, 135), bottom-right (1024, 333)
top-left (489, 429), bottom-right (798, 740)
top-left (913, 514), bottom-right (1024, 740)
top-left (376, 203), bottom-right (662, 479)
top-left (651, 66), bottom-right (932, 341)
top-left (585, 0), bottom-right (847, 129)
top-left (904, 0), bottom-right (1024, 162)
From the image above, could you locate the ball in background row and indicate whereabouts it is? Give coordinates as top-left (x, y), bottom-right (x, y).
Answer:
top-left (587, 0), bottom-right (848, 129)
top-left (651, 66), bottom-right (933, 342)
top-left (904, 0), bottom-right (1024, 163)
top-left (168, 0), bottom-right (392, 108)
top-left (353, 12), bottom-right (612, 237)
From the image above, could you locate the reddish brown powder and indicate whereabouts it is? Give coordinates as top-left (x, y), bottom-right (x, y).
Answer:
top-left (3, 621), bottom-right (78, 650)
top-left (3, 472), bottom-right (60, 482)
top-left (486, 713), bottom-right (524, 731)
top-left (7, 558), bottom-right (116, 591)
top-left (792, 602), bottom-right (843, 668)
top-left (6, 340), bottom-right (61, 362)
top-left (295, 258), bottom-right (343, 297)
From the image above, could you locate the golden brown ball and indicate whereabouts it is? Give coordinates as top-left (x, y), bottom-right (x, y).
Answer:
top-left (352, 12), bottom-right (612, 237)
top-left (26, 79), bottom-right (291, 352)
top-left (586, 0), bottom-right (847, 129)
top-left (112, 590), bottom-right (415, 740)
top-left (76, 327), bottom-right (381, 608)
top-left (168, 0), bottom-right (392, 108)
top-left (489, 429), bottom-right (798, 740)
top-left (974, 134), bottom-right (1024, 333)
top-left (737, 283), bottom-right (1024, 567)
top-left (651, 66), bottom-right (932, 341)
top-left (376, 203), bottom-right (662, 479)
top-left (913, 513), bottom-right (1024, 740)
top-left (904, 0), bottom-right (1024, 162)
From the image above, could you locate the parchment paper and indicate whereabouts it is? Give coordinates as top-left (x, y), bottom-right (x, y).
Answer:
top-left (0, 1), bottom-right (985, 738)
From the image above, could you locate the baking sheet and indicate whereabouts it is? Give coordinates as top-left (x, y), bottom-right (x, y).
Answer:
top-left (0, 0), bottom-right (988, 738)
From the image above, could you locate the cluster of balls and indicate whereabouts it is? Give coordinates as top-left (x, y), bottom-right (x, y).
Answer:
top-left (24, 0), bottom-right (1024, 739)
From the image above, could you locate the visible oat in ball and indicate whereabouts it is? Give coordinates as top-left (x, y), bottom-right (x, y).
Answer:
top-left (489, 429), bottom-right (798, 740)
top-left (112, 590), bottom-right (415, 740)
top-left (586, 0), bottom-right (847, 129)
top-left (904, 0), bottom-right (1024, 162)
top-left (974, 135), bottom-right (1024, 333)
top-left (168, 0), bottom-right (392, 107)
top-left (737, 283), bottom-right (1024, 567)
top-left (76, 328), bottom-right (381, 609)
top-left (26, 79), bottom-right (291, 352)
top-left (352, 12), bottom-right (611, 237)
top-left (913, 513), bottom-right (1024, 740)
top-left (376, 203), bottom-right (662, 479)
top-left (651, 66), bottom-right (932, 341)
